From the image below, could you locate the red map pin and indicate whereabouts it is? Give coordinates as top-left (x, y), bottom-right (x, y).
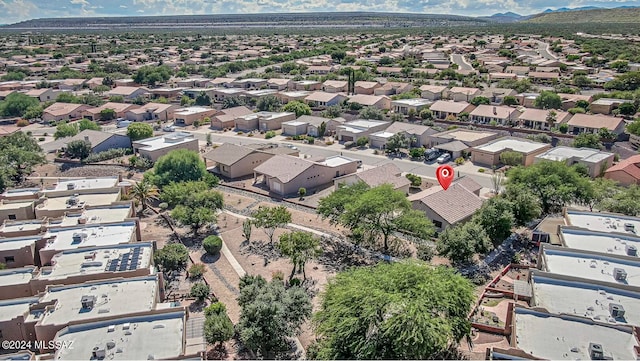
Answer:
top-left (436, 165), bottom-right (454, 190)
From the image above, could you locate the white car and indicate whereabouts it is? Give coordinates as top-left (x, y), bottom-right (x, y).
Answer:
top-left (116, 120), bottom-right (132, 128)
top-left (163, 125), bottom-right (175, 132)
top-left (437, 153), bottom-right (451, 164)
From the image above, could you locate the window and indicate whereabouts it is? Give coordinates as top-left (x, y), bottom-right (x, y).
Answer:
top-left (8, 214), bottom-right (16, 220)
top-left (4, 256), bottom-right (15, 263)
top-left (433, 220), bottom-right (443, 229)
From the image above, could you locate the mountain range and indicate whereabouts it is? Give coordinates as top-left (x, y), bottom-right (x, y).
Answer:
top-left (482, 5), bottom-right (640, 22)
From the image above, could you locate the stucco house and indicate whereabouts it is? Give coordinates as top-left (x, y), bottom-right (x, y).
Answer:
top-left (203, 143), bottom-right (299, 179)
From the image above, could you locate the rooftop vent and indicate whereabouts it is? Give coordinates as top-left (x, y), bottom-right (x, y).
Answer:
top-left (107, 325), bottom-right (115, 333)
top-left (626, 245), bottom-right (638, 257)
top-left (613, 268), bottom-right (628, 281)
top-left (67, 183), bottom-right (76, 190)
top-left (609, 303), bottom-right (625, 318)
top-left (589, 343), bottom-right (604, 360)
top-left (67, 196), bottom-right (79, 206)
top-left (624, 223), bottom-right (635, 232)
top-left (81, 295), bottom-right (96, 309)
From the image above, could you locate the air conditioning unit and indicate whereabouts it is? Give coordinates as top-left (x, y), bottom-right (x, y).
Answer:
top-left (67, 183), bottom-right (76, 190)
top-left (609, 303), bottom-right (625, 318)
top-left (626, 245), bottom-right (638, 257)
top-left (81, 295), bottom-right (96, 309)
top-left (614, 268), bottom-right (628, 281)
top-left (589, 343), bottom-right (604, 360)
top-left (624, 223), bottom-right (635, 232)
top-left (92, 346), bottom-right (106, 359)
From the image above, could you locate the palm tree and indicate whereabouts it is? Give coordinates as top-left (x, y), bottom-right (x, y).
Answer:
top-left (131, 180), bottom-right (158, 214)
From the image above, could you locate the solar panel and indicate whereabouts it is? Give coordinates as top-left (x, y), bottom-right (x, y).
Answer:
top-left (109, 262), bottom-right (118, 272)
top-left (128, 263), bottom-right (137, 270)
top-left (118, 260), bottom-right (128, 271)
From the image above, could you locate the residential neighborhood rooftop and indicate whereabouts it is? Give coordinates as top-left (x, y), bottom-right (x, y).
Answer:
top-left (474, 137), bottom-right (549, 153)
top-left (133, 132), bottom-right (196, 152)
top-left (38, 275), bottom-right (158, 326)
top-left (536, 146), bottom-right (614, 163)
top-left (41, 222), bottom-right (136, 252)
top-left (54, 310), bottom-right (186, 360)
top-left (0, 297), bottom-right (39, 323)
top-left (0, 266), bottom-right (36, 288)
top-left (560, 226), bottom-right (640, 257)
top-left (566, 209), bottom-right (640, 235)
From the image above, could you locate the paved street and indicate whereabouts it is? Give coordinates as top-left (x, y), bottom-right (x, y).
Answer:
top-left (451, 53), bottom-right (474, 71)
top-left (536, 40), bottom-right (557, 60)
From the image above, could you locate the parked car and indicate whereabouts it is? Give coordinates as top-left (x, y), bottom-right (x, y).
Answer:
top-left (437, 153), bottom-right (451, 164)
top-left (117, 120), bottom-right (132, 128)
top-left (282, 143), bottom-right (298, 150)
top-left (425, 148), bottom-right (440, 161)
top-left (163, 125), bottom-right (175, 132)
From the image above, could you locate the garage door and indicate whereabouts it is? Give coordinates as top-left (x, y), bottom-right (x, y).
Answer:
top-left (341, 136), bottom-right (354, 142)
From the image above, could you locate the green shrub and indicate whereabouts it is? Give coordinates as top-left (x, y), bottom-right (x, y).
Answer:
top-left (306, 136), bottom-right (315, 144)
top-left (203, 235), bottom-right (223, 255)
top-left (84, 148), bottom-right (132, 163)
top-left (416, 243), bottom-right (435, 262)
top-left (455, 157), bottom-right (465, 165)
top-left (159, 202), bottom-right (169, 210)
top-left (188, 263), bottom-right (206, 279)
top-left (16, 119), bottom-right (29, 127)
top-left (190, 282), bottom-right (211, 302)
top-left (265, 130), bottom-right (276, 139)
top-left (478, 168), bottom-right (485, 173)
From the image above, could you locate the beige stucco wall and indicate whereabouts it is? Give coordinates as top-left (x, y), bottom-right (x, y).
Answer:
top-left (411, 201), bottom-right (450, 232)
top-left (0, 202), bottom-right (36, 221)
top-left (0, 244), bottom-right (36, 269)
top-left (221, 152), bottom-right (274, 179)
top-left (139, 139), bottom-right (199, 162)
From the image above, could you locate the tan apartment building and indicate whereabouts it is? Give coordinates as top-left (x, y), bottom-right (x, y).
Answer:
top-left (30, 242), bottom-right (155, 294)
top-left (0, 199), bottom-right (36, 221)
top-left (471, 137), bottom-right (552, 167)
top-left (0, 297), bottom-right (40, 345)
top-left (33, 275), bottom-right (161, 346)
top-left (0, 266), bottom-right (37, 300)
top-left (254, 155), bottom-right (358, 196)
top-left (203, 143), bottom-right (298, 179)
top-left (133, 132), bottom-right (199, 162)
top-left (0, 235), bottom-right (41, 268)
top-left (0, 219), bottom-right (45, 238)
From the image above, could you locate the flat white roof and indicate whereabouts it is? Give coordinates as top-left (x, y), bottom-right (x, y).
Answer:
top-left (319, 156), bottom-right (356, 167)
top-left (543, 247), bottom-right (640, 288)
top-left (391, 98), bottom-right (432, 106)
top-left (38, 276), bottom-right (157, 326)
top-left (38, 192), bottom-right (121, 211)
top-left (0, 297), bottom-right (39, 323)
top-left (561, 227), bottom-right (640, 258)
top-left (371, 131), bottom-right (395, 139)
top-left (515, 307), bottom-right (638, 360)
top-left (532, 273), bottom-right (640, 326)
top-left (42, 222), bottom-right (136, 252)
top-left (36, 243), bottom-right (153, 281)
top-left (244, 89), bottom-right (278, 96)
top-left (280, 91), bottom-right (310, 97)
top-left (174, 106), bottom-right (213, 115)
top-left (474, 137), bottom-right (548, 153)
top-left (0, 236), bottom-right (40, 252)
top-left (345, 119), bottom-right (389, 129)
top-left (55, 310), bottom-right (185, 360)
top-left (0, 267), bottom-right (35, 287)
top-left (52, 204), bottom-right (132, 228)
top-left (536, 146), bottom-right (613, 163)
top-left (134, 132), bottom-right (195, 151)
top-left (282, 121), bottom-right (307, 126)
top-left (566, 210), bottom-right (640, 235)
top-left (42, 177), bottom-right (119, 193)
top-left (0, 220), bottom-right (43, 234)
top-left (1, 188), bottom-right (40, 198)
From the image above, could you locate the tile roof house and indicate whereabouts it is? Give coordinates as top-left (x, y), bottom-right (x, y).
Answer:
top-left (83, 102), bottom-right (139, 122)
top-left (535, 146), bottom-right (614, 178)
top-left (42, 103), bottom-right (90, 122)
top-left (429, 100), bottom-right (475, 120)
top-left (348, 94), bottom-right (391, 110)
top-left (369, 121), bottom-right (436, 149)
top-left (304, 91), bottom-right (348, 107)
top-left (419, 85), bottom-right (447, 100)
top-left (234, 111), bottom-right (296, 132)
top-left (41, 130), bottom-right (132, 154)
top-left (354, 81), bottom-right (381, 95)
top-left (518, 108), bottom-right (572, 130)
top-left (253, 155), bottom-right (358, 196)
top-left (446, 87), bottom-right (481, 102)
top-left (472, 137), bottom-right (552, 167)
top-left (604, 154), bottom-right (640, 186)
top-left (470, 105), bottom-right (519, 125)
top-left (106, 86), bottom-right (150, 101)
top-left (409, 177), bottom-right (483, 231)
top-left (266, 78), bottom-right (291, 90)
top-left (124, 103), bottom-right (178, 122)
top-left (567, 113), bottom-right (626, 135)
top-left (203, 143), bottom-right (299, 179)
top-left (334, 163), bottom-right (411, 194)
top-left (281, 115), bottom-right (339, 137)
top-left (210, 106), bottom-right (253, 130)
top-left (322, 80), bottom-right (348, 93)
top-left (24, 88), bottom-right (63, 102)
top-left (374, 82), bottom-right (413, 96)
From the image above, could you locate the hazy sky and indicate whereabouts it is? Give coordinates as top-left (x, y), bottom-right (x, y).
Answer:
top-left (0, 0), bottom-right (639, 24)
